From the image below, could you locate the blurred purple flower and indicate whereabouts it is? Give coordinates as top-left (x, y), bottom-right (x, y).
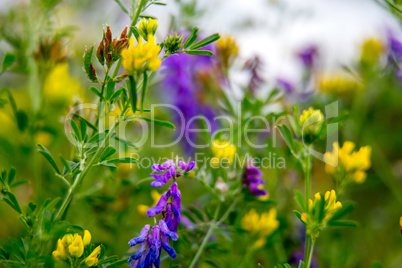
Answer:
top-left (161, 41), bottom-right (219, 155)
top-left (298, 46), bottom-right (317, 68)
top-left (388, 32), bottom-right (402, 61)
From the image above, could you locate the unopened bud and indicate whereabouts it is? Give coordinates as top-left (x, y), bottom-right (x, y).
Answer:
top-left (96, 39), bottom-right (105, 65)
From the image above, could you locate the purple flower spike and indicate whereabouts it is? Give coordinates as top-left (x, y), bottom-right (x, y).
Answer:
top-left (297, 45), bottom-right (317, 68)
top-left (159, 219), bottom-right (179, 241)
top-left (147, 190), bottom-right (171, 217)
top-left (178, 160), bottom-right (196, 172)
top-left (170, 182), bottom-right (182, 224)
top-left (128, 224), bottom-right (151, 247)
top-left (161, 233), bottom-right (177, 259)
top-left (150, 160), bottom-right (176, 187)
top-left (242, 164), bottom-right (268, 198)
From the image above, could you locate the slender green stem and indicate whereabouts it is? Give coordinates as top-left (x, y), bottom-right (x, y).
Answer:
top-left (54, 118), bottom-right (121, 221)
top-left (189, 202), bottom-right (221, 268)
top-left (306, 238), bottom-right (315, 268)
top-left (217, 195), bottom-right (241, 225)
top-left (303, 152), bottom-right (312, 264)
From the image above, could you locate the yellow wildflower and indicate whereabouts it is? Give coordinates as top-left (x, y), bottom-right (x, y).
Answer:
top-left (241, 208), bottom-right (279, 237)
top-left (324, 141), bottom-right (371, 184)
top-left (83, 230), bottom-right (92, 246)
top-left (43, 63), bottom-right (83, 104)
top-left (68, 234), bottom-right (84, 258)
top-left (318, 72), bottom-right (361, 94)
top-left (216, 36), bottom-right (239, 69)
top-left (137, 190), bottom-right (161, 215)
top-left (85, 245), bottom-right (101, 267)
top-left (210, 140), bottom-right (237, 166)
top-left (121, 36), bottom-right (161, 73)
top-left (361, 38), bottom-right (383, 65)
top-left (52, 239), bottom-right (67, 260)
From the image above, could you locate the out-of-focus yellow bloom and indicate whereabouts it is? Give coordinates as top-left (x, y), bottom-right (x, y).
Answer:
top-left (210, 140), bottom-right (237, 166)
top-left (299, 107), bottom-right (324, 143)
top-left (44, 63), bottom-right (83, 104)
top-left (122, 36), bottom-right (161, 73)
top-left (52, 239), bottom-right (67, 260)
top-left (83, 230), bottom-right (91, 246)
top-left (317, 72), bottom-right (361, 94)
top-left (400, 216), bottom-right (402, 235)
top-left (53, 230), bottom-right (93, 261)
top-left (241, 208), bottom-right (279, 237)
top-left (34, 131), bottom-right (53, 149)
top-left (85, 245), bottom-right (101, 266)
top-left (138, 18), bottom-right (158, 41)
top-left (216, 36), bottom-right (239, 69)
top-left (361, 38), bottom-right (383, 65)
top-left (216, 36), bottom-right (239, 56)
top-left (324, 141), bottom-right (371, 184)
top-left (137, 190), bottom-right (161, 215)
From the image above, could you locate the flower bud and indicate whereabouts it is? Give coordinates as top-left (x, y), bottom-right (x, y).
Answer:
top-left (96, 39), bottom-right (105, 65)
top-left (83, 230), bottom-right (91, 246)
top-left (299, 107), bottom-right (324, 144)
top-left (138, 18), bottom-right (158, 41)
top-left (164, 33), bottom-right (184, 54)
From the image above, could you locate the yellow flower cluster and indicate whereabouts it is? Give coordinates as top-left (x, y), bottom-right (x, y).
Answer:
top-left (137, 190), bottom-right (161, 215)
top-left (301, 190), bottom-right (342, 237)
top-left (122, 35), bottom-right (161, 73)
top-left (324, 141), bottom-right (371, 184)
top-left (210, 140), bottom-right (237, 167)
top-left (241, 208), bottom-right (280, 237)
top-left (317, 72), bottom-right (361, 94)
top-left (52, 230), bottom-right (101, 266)
top-left (216, 36), bottom-right (239, 56)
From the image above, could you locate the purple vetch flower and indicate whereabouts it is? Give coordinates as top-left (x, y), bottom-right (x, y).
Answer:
top-left (128, 223), bottom-right (178, 268)
top-left (277, 78), bottom-right (295, 95)
top-left (170, 182), bottom-right (182, 225)
top-left (146, 190), bottom-right (171, 217)
top-left (159, 219), bottom-right (178, 241)
top-left (150, 160), bottom-right (176, 187)
top-left (242, 164), bottom-right (268, 197)
top-left (297, 45), bottom-right (317, 68)
top-left (128, 224), bottom-right (151, 247)
top-left (178, 160), bottom-right (196, 172)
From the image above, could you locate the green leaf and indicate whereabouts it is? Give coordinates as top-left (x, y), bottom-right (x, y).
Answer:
top-left (73, 113), bottom-right (98, 132)
top-left (7, 167), bottom-right (16, 185)
top-left (184, 50), bottom-right (213, 56)
top-left (298, 260), bottom-right (305, 268)
top-left (79, 118), bottom-right (87, 141)
top-left (5, 192), bottom-right (21, 214)
top-left (328, 220), bottom-right (358, 227)
top-left (99, 145), bottom-right (116, 162)
top-left (130, 26), bottom-right (140, 41)
top-left (190, 33), bottom-right (220, 50)
top-left (277, 124), bottom-right (296, 155)
top-left (107, 258), bottom-right (129, 268)
top-left (114, 0), bottom-right (129, 14)
top-left (136, 117), bottom-right (176, 129)
top-left (183, 27), bottom-right (199, 49)
top-left (293, 210), bottom-right (304, 223)
top-left (16, 110), bottom-right (28, 131)
top-left (115, 136), bottom-right (138, 148)
top-left (87, 132), bottom-right (106, 145)
top-left (10, 180), bottom-right (29, 188)
top-left (89, 86), bottom-right (102, 98)
top-left (37, 144), bottom-right (61, 174)
top-left (110, 88), bottom-right (122, 102)
top-left (69, 119), bottom-right (82, 142)
top-left (107, 157), bottom-right (137, 164)
top-left (106, 81), bottom-right (116, 100)
top-left (3, 198), bottom-right (19, 213)
top-left (60, 155), bottom-right (72, 174)
top-left (1, 53), bottom-right (16, 73)
top-left (294, 190), bottom-right (306, 211)
top-left (328, 203), bottom-right (355, 222)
